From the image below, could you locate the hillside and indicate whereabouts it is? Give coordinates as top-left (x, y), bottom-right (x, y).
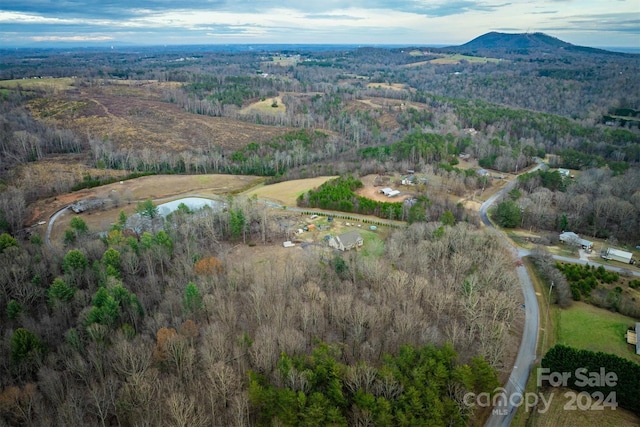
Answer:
top-left (445, 31), bottom-right (627, 57)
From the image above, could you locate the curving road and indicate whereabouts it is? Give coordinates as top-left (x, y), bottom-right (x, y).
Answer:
top-left (480, 167), bottom-right (542, 427)
top-left (45, 206), bottom-right (69, 251)
top-left (480, 162), bottom-right (638, 426)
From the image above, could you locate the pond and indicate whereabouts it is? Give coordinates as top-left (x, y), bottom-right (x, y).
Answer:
top-left (157, 197), bottom-right (226, 217)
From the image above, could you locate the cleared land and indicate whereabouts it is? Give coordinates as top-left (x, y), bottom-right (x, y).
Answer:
top-left (528, 387), bottom-right (639, 427)
top-left (240, 96), bottom-right (286, 114)
top-left (0, 77), bottom-right (75, 91)
top-left (242, 176), bottom-right (338, 206)
top-left (429, 54), bottom-right (502, 65)
top-left (24, 79), bottom-right (293, 153)
top-left (366, 82), bottom-right (409, 91)
top-left (42, 174), bottom-right (261, 243)
top-left (555, 301), bottom-right (639, 362)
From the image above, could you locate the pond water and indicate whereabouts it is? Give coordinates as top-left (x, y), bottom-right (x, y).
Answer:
top-left (157, 197), bottom-right (226, 217)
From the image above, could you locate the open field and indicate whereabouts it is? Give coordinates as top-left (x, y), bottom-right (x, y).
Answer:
top-left (0, 77), bottom-right (76, 91)
top-left (42, 174), bottom-right (261, 244)
top-left (429, 54), bottom-right (502, 65)
top-left (512, 258), bottom-right (640, 427)
top-left (527, 386), bottom-right (640, 427)
top-left (24, 79), bottom-right (293, 153)
top-left (366, 82), bottom-right (409, 91)
top-left (240, 96), bottom-right (286, 114)
top-left (242, 176), bottom-right (338, 206)
top-left (47, 173), bottom-right (398, 256)
top-left (555, 301), bottom-right (639, 362)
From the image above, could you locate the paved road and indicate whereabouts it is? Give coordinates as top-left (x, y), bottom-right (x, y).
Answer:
top-left (518, 249), bottom-right (640, 278)
top-left (481, 165), bottom-right (542, 427)
top-left (481, 162), bottom-right (637, 426)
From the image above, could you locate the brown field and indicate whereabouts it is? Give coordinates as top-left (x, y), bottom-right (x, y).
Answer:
top-left (26, 80), bottom-right (293, 154)
top-left (242, 176), bottom-right (338, 206)
top-left (366, 82), bottom-right (409, 91)
top-left (0, 77), bottom-right (76, 91)
top-left (240, 96), bottom-right (286, 114)
top-left (39, 174), bottom-right (261, 236)
top-left (403, 61), bottom-right (430, 68)
top-left (526, 387), bottom-right (639, 427)
top-left (345, 98), bottom-right (428, 130)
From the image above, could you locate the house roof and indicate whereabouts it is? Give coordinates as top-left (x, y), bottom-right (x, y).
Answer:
top-left (339, 230), bottom-right (363, 248)
top-left (559, 231), bottom-right (592, 247)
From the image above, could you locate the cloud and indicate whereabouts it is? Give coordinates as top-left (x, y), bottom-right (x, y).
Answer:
top-left (31, 35), bottom-right (113, 42)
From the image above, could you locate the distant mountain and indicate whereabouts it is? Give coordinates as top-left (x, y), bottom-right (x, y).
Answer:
top-left (444, 32), bottom-right (629, 57)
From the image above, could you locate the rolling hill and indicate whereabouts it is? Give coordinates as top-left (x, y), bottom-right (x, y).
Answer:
top-left (444, 31), bottom-right (628, 57)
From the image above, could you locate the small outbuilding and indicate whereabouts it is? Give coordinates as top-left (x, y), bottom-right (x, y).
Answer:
top-left (625, 323), bottom-right (640, 355)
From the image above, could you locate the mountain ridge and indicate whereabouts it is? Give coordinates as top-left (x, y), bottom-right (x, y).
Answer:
top-left (444, 31), bottom-right (631, 57)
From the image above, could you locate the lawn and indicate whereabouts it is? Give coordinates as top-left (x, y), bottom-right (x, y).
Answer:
top-left (555, 301), bottom-right (639, 362)
top-left (359, 229), bottom-right (386, 258)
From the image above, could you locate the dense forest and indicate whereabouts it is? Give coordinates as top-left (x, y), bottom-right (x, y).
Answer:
top-left (0, 200), bottom-right (519, 425)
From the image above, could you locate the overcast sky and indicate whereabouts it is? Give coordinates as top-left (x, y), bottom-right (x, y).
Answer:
top-left (1, 1), bottom-right (638, 48)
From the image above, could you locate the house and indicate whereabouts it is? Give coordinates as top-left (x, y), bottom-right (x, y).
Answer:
top-left (459, 153), bottom-right (471, 160)
top-left (559, 231), bottom-right (593, 250)
top-left (477, 169), bottom-right (490, 177)
top-left (557, 168), bottom-right (571, 178)
top-left (624, 323), bottom-right (640, 355)
top-left (328, 230), bottom-right (364, 251)
top-left (401, 175), bottom-right (416, 186)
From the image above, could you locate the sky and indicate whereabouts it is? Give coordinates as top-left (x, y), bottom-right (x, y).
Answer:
top-left (0, 0), bottom-right (639, 48)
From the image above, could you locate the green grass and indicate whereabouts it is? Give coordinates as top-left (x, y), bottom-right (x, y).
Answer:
top-left (0, 77), bottom-right (75, 90)
top-left (359, 229), bottom-right (385, 258)
top-left (430, 54), bottom-right (502, 65)
top-left (556, 302), bottom-right (638, 362)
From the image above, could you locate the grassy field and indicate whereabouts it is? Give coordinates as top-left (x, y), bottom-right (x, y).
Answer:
top-left (242, 176), bottom-right (338, 206)
top-left (555, 302), bottom-right (639, 362)
top-left (429, 54), bottom-right (502, 65)
top-left (358, 229), bottom-right (386, 257)
top-left (366, 82), bottom-right (408, 91)
top-left (511, 260), bottom-right (640, 427)
top-left (527, 386), bottom-right (639, 427)
top-left (0, 77), bottom-right (76, 91)
top-left (240, 96), bottom-right (286, 114)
